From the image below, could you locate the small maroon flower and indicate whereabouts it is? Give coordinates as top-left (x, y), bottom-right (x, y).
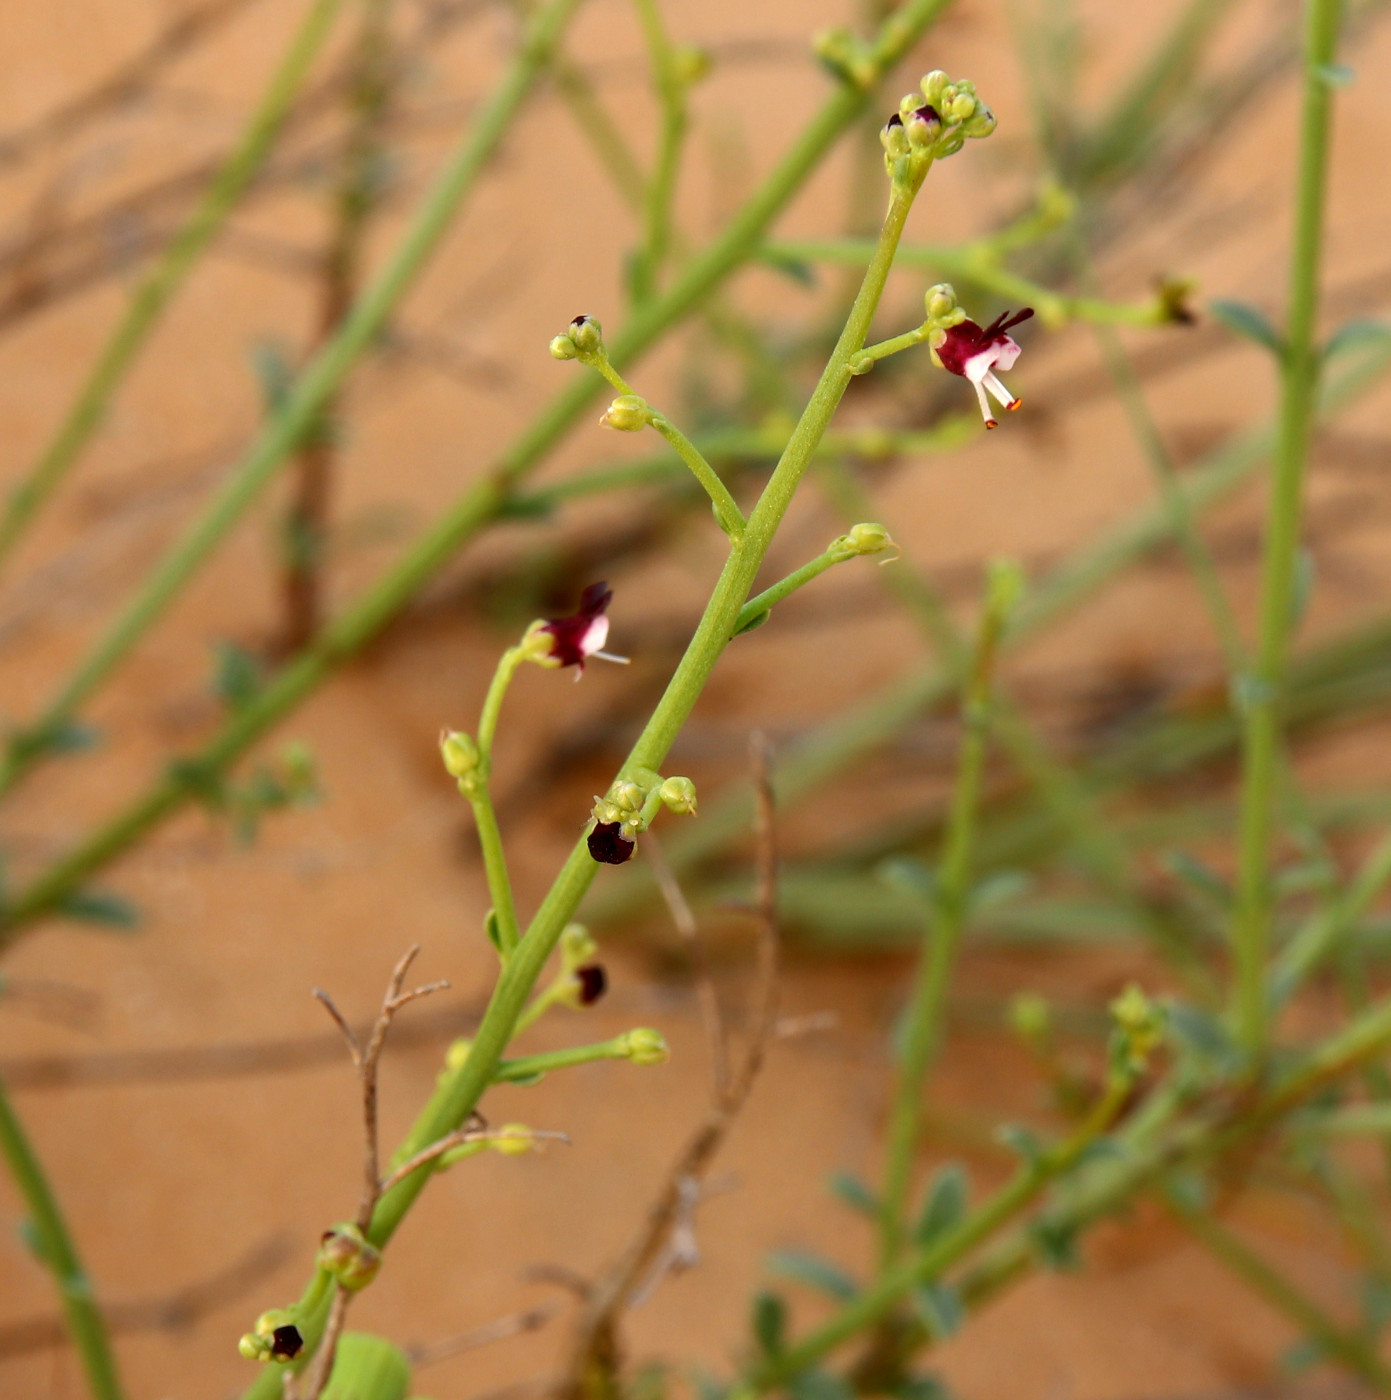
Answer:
top-left (588, 821), bottom-right (636, 864)
top-left (534, 582), bottom-right (627, 675)
top-left (935, 308), bottom-right (1034, 428)
top-left (575, 963), bottom-right (608, 1005)
top-left (270, 1325), bottom-right (304, 1361)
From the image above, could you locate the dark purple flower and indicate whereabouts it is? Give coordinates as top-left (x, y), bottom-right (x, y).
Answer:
top-left (575, 963), bottom-right (608, 1005)
top-left (588, 821), bottom-right (636, 864)
top-left (935, 308), bottom-right (1034, 428)
top-left (270, 1325), bottom-right (304, 1361)
top-left (536, 582), bottom-right (625, 673)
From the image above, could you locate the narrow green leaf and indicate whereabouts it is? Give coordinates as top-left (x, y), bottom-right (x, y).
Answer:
top-left (994, 1123), bottom-right (1042, 1166)
top-left (828, 1171), bottom-right (879, 1216)
top-left (1209, 298), bottom-right (1286, 357)
top-left (1324, 319), bottom-right (1390, 361)
top-left (911, 1281), bottom-right (965, 1339)
top-left (1163, 850), bottom-right (1232, 908)
top-left (751, 1291), bottom-right (787, 1356)
top-left (1314, 62), bottom-right (1355, 87)
top-left (766, 1249), bottom-right (859, 1302)
top-left (913, 1163), bottom-right (969, 1246)
top-left (58, 889), bottom-right (139, 930)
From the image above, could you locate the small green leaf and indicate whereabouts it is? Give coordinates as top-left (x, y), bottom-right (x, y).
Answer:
top-left (1209, 298), bottom-right (1285, 358)
top-left (1075, 1135), bottom-right (1127, 1167)
top-left (969, 869), bottom-right (1032, 910)
top-left (1165, 1002), bottom-right (1239, 1070)
top-left (1163, 851), bottom-right (1232, 908)
top-left (58, 889), bottom-right (138, 930)
top-left (17, 1218), bottom-right (52, 1266)
top-left (876, 855), bottom-right (935, 900)
top-left (914, 1163), bottom-right (969, 1246)
top-left (751, 1291), bottom-right (787, 1356)
top-left (828, 1171), bottom-right (878, 1216)
top-left (766, 1249), bottom-right (859, 1302)
top-left (911, 1282), bottom-right (964, 1339)
top-left (213, 641), bottom-right (263, 710)
top-left (735, 609), bottom-right (771, 636)
top-left (1324, 318), bottom-right (1390, 361)
top-left (1314, 62), bottom-right (1355, 87)
top-left (44, 720), bottom-right (100, 756)
top-left (483, 909), bottom-right (504, 955)
top-left (1163, 1170), bottom-right (1212, 1213)
top-left (995, 1123), bottom-right (1042, 1166)
top-left (762, 249), bottom-right (819, 288)
top-left (1281, 1338), bottom-right (1325, 1373)
top-left (1030, 1216), bottom-right (1080, 1270)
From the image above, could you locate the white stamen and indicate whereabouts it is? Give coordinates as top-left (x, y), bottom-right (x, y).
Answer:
top-left (594, 651), bottom-right (630, 665)
top-left (982, 370), bottom-right (1016, 410)
top-left (972, 379), bottom-right (997, 428)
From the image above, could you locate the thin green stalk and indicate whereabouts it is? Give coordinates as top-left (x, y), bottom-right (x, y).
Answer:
top-left (1170, 1197), bottom-right (1391, 1391)
top-left (0, 0), bottom-right (349, 575)
top-left (1233, 0), bottom-right (1345, 1056)
top-left (494, 1036), bottom-right (640, 1081)
top-left (551, 56), bottom-right (647, 208)
top-left (647, 414), bottom-right (745, 535)
top-left (1272, 828), bottom-right (1391, 1006)
top-left (747, 1075), bottom-right (1131, 1392)
top-left (468, 648), bottom-right (527, 953)
top-left (0, 0), bottom-right (586, 803)
top-left (629, 0), bottom-right (687, 301)
top-left (3, 0), bottom-right (959, 942)
top-left (877, 563), bottom-right (1016, 1268)
top-left (0, 1076), bottom-right (124, 1400)
top-left (735, 555), bottom-right (841, 633)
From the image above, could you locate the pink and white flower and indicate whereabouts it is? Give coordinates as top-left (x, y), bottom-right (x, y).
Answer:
top-left (934, 308), bottom-right (1034, 428)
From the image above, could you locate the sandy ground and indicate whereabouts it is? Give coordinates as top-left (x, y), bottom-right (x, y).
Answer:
top-left (1, 1), bottom-right (1390, 1397)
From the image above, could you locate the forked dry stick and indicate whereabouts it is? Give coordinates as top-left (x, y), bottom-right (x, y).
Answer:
top-left (555, 732), bottom-right (780, 1400)
top-left (296, 945), bottom-right (449, 1400)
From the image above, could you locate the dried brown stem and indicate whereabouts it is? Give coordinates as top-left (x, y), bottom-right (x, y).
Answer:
top-left (304, 945), bottom-right (448, 1400)
top-left (407, 1303), bottom-right (559, 1368)
top-left (556, 734), bottom-right (781, 1400)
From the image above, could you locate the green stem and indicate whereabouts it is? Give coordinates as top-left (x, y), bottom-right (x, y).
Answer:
top-left (877, 563), bottom-right (1015, 1268)
top-left (3, 0), bottom-right (959, 943)
top-left (1232, 0), bottom-right (1344, 1057)
top-left (735, 553), bottom-right (841, 633)
top-left (648, 414), bottom-right (745, 535)
top-left (468, 648), bottom-right (527, 954)
top-left (749, 1076), bottom-right (1129, 1391)
top-left (629, 0), bottom-right (687, 301)
top-left (494, 1036), bottom-right (637, 1081)
top-left (0, 0), bottom-right (349, 576)
top-left (0, 1076), bottom-right (124, 1400)
top-left (0, 0), bottom-right (586, 803)
top-left (1170, 1197), bottom-right (1391, 1391)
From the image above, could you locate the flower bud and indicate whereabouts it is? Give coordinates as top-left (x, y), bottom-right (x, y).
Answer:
top-left (880, 113), bottom-right (909, 160)
top-left (493, 1123), bottom-right (540, 1156)
top-left (568, 314), bottom-right (603, 354)
top-left (561, 922), bottom-right (599, 967)
top-left (1009, 992), bottom-right (1051, 1047)
top-left (248, 1310), bottom-right (304, 1362)
top-left (588, 820), bottom-right (636, 864)
top-left (619, 1027), bottom-right (670, 1065)
top-left (610, 781), bottom-right (645, 814)
top-left (924, 282), bottom-right (959, 322)
top-left (550, 334), bottom-right (579, 360)
top-left (905, 104), bottom-right (941, 148)
top-left (947, 90), bottom-right (976, 123)
top-left (440, 729), bottom-right (480, 781)
top-left (318, 1223), bottom-right (382, 1291)
top-left (659, 775), bottom-right (698, 815)
top-left (839, 522), bottom-right (893, 557)
top-left (573, 963), bottom-right (608, 1005)
top-left (601, 395), bottom-right (650, 432)
top-left (920, 70), bottom-right (949, 106)
top-left (1109, 982), bottom-right (1165, 1076)
top-left (444, 1038), bottom-right (471, 1072)
top-left (672, 44), bottom-right (709, 85)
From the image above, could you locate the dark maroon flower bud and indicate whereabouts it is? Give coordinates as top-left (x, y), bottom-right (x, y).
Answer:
top-left (575, 963), bottom-right (608, 1005)
top-left (588, 821), bottom-right (636, 864)
top-left (270, 1325), bottom-right (304, 1361)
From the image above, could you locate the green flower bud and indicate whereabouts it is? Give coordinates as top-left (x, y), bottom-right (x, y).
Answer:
top-left (836, 522), bottom-right (894, 558)
top-left (601, 395), bottom-right (651, 432)
top-left (619, 1027), bottom-right (670, 1066)
top-left (239, 1332), bottom-right (268, 1361)
top-left (947, 90), bottom-right (977, 123)
top-left (880, 113), bottom-right (909, 160)
top-left (249, 1310), bottom-right (304, 1362)
top-left (493, 1123), bottom-right (540, 1156)
top-left (924, 282), bottom-right (958, 322)
top-left (610, 781), bottom-right (645, 814)
top-left (920, 70), bottom-right (949, 106)
top-left (1109, 982), bottom-right (1165, 1076)
top-left (672, 44), bottom-right (709, 85)
top-left (1009, 992), bottom-right (1051, 1046)
top-left (444, 1038), bottom-right (471, 1072)
top-left (550, 334), bottom-right (579, 360)
top-left (560, 922), bottom-right (599, 968)
top-left (568, 314), bottom-right (603, 354)
top-left (319, 1223), bottom-right (383, 1291)
top-left (439, 729), bottom-right (480, 782)
top-left (659, 775), bottom-right (698, 815)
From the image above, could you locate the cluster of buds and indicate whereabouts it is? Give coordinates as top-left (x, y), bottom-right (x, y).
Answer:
top-left (880, 70), bottom-right (997, 188)
top-left (1109, 983), bottom-right (1166, 1079)
top-left (549, 313), bottom-right (605, 362)
top-left (922, 282), bottom-right (1034, 429)
top-left (238, 1309), bottom-right (305, 1364)
top-left (318, 1222), bottom-right (382, 1291)
top-left (827, 521), bottom-right (896, 563)
top-left (588, 773), bottom-right (698, 865)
